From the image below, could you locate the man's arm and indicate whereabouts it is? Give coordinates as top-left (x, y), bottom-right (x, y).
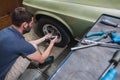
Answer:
top-left (27, 36), bottom-right (58, 63)
top-left (29, 34), bottom-right (52, 45)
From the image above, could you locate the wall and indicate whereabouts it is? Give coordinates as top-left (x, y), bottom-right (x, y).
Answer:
top-left (0, 0), bottom-right (23, 30)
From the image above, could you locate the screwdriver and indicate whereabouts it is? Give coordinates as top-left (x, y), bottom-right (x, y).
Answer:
top-left (110, 33), bottom-right (120, 43)
top-left (100, 19), bottom-right (120, 28)
top-left (99, 50), bottom-right (120, 80)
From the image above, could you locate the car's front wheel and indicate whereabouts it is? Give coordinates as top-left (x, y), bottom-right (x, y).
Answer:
top-left (37, 17), bottom-right (71, 47)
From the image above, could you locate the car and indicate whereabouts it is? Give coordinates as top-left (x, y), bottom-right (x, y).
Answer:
top-left (23, 0), bottom-right (120, 47)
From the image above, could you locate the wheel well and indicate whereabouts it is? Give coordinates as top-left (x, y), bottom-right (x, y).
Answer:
top-left (35, 14), bottom-right (74, 39)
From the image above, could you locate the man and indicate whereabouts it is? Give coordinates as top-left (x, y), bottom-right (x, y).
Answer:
top-left (0, 7), bottom-right (58, 80)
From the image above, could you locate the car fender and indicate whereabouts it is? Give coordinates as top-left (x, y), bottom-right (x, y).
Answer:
top-left (35, 11), bottom-right (74, 36)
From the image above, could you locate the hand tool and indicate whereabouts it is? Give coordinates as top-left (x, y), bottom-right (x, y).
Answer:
top-left (110, 33), bottom-right (120, 43)
top-left (86, 31), bottom-right (108, 41)
top-left (84, 40), bottom-right (120, 49)
top-left (85, 30), bottom-right (116, 41)
top-left (71, 30), bottom-right (119, 51)
top-left (45, 36), bottom-right (55, 41)
top-left (99, 50), bottom-right (120, 80)
top-left (50, 36), bottom-right (55, 40)
top-left (86, 31), bottom-right (120, 43)
top-left (100, 18), bottom-right (120, 28)
top-left (71, 43), bottom-right (97, 50)
top-left (71, 40), bottom-right (120, 51)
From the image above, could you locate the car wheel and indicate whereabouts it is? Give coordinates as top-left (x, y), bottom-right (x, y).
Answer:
top-left (37, 17), bottom-right (70, 47)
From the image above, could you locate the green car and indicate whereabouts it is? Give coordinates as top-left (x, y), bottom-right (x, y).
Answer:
top-left (23, 0), bottom-right (120, 47)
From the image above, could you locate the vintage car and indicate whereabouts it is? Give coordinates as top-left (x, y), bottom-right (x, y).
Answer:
top-left (23, 0), bottom-right (120, 47)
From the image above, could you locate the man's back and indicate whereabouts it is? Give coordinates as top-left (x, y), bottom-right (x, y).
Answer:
top-left (0, 27), bottom-right (35, 79)
top-left (0, 27), bottom-right (23, 79)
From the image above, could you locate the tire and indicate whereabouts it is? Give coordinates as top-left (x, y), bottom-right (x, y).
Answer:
top-left (37, 17), bottom-right (70, 47)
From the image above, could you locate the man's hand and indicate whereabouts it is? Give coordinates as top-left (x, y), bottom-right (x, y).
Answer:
top-left (29, 34), bottom-right (53, 45)
top-left (50, 36), bottom-right (58, 45)
top-left (44, 34), bottom-right (52, 40)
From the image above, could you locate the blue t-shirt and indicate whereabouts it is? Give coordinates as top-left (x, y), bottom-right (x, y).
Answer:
top-left (0, 26), bottom-right (36, 80)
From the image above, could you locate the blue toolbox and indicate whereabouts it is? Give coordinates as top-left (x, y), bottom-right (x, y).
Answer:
top-left (49, 14), bottom-right (120, 80)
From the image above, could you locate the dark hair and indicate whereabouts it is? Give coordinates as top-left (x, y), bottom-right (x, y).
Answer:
top-left (11, 7), bottom-right (33, 27)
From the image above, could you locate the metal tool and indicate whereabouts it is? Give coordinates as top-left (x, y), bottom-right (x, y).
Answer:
top-left (99, 50), bottom-right (120, 80)
top-left (71, 43), bottom-right (97, 50)
top-left (100, 18), bottom-right (120, 28)
top-left (85, 30), bottom-right (116, 41)
top-left (110, 33), bottom-right (120, 43)
top-left (86, 31), bottom-right (120, 43)
top-left (71, 40), bottom-right (120, 51)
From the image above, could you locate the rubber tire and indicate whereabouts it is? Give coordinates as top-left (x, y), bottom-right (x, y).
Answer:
top-left (37, 17), bottom-right (70, 47)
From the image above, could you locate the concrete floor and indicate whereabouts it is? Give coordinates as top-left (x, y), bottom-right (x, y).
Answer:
top-left (18, 24), bottom-right (72, 80)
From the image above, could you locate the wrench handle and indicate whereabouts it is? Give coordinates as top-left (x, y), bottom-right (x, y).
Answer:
top-left (71, 43), bottom-right (97, 50)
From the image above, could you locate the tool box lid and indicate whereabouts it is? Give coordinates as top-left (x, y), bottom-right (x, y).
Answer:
top-left (49, 14), bottom-right (120, 80)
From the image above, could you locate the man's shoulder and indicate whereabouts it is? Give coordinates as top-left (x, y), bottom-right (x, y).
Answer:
top-left (0, 27), bottom-right (11, 39)
top-left (1, 26), bottom-right (24, 39)
top-left (0, 26), bottom-right (13, 34)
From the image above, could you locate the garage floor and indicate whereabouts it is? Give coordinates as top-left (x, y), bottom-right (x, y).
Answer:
top-left (18, 24), bottom-right (76, 80)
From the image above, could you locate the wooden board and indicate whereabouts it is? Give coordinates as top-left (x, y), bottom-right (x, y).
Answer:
top-left (0, 0), bottom-right (23, 30)
top-left (0, 15), bottom-right (11, 30)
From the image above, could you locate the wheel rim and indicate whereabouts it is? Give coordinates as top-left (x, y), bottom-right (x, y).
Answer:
top-left (42, 24), bottom-right (62, 43)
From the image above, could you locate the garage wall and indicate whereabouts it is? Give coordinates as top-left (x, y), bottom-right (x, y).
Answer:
top-left (0, 0), bottom-right (23, 30)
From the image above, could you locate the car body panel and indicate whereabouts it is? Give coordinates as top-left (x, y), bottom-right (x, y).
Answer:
top-left (57, 0), bottom-right (120, 10)
top-left (23, 0), bottom-right (120, 38)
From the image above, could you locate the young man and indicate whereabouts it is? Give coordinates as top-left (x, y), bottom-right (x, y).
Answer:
top-left (0, 7), bottom-right (58, 80)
